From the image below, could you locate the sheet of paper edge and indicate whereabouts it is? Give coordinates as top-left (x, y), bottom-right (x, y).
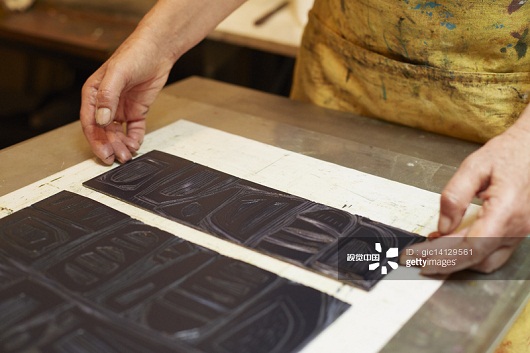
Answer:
top-left (0, 119), bottom-right (480, 353)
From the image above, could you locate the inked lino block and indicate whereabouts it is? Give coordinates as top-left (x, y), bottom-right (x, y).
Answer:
top-left (84, 150), bottom-right (426, 290)
top-left (0, 191), bottom-right (349, 353)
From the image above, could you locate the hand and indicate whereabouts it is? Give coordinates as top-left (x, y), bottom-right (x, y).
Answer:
top-left (80, 0), bottom-right (245, 165)
top-left (403, 107), bottom-right (530, 275)
top-left (80, 28), bottom-right (174, 164)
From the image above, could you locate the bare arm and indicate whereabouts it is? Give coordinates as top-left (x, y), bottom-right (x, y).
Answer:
top-left (137, 0), bottom-right (246, 65)
top-left (80, 0), bottom-right (246, 164)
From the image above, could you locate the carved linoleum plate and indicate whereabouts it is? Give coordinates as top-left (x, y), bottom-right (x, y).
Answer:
top-left (84, 150), bottom-right (426, 290)
top-left (0, 190), bottom-right (349, 352)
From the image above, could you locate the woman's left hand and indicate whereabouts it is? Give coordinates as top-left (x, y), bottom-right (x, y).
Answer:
top-left (403, 105), bottom-right (530, 274)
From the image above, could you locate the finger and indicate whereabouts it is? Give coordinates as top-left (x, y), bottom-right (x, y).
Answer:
top-left (466, 183), bottom-right (521, 240)
top-left (125, 118), bottom-right (146, 152)
top-left (417, 236), bottom-right (514, 275)
top-left (438, 155), bottom-right (491, 234)
top-left (469, 244), bottom-right (519, 273)
top-left (418, 236), bottom-right (499, 275)
top-left (410, 224), bottom-right (521, 275)
top-left (428, 182), bottom-right (522, 275)
top-left (422, 211), bottom-right (500, 275)
top-left (111, 141), bottom-right (133, 164)
top-left (117, 119), bottom-right (141, 153)
top-left (123, 136), bottom-right (141, 154)
top-left (459, 193), bottom-right (520, 273)
top-left (95, 63), bottom-right (129, 127)
top-left (417, 206), bottom-right (507, 275)
top-left (106, 120), bottom-right (141, 161)
top-left (80, 74), bottom-right (115, 165)
top-left (106, 122), bottom-right (133, 164)
top-left (403, 227), bottom-right (488, 275)
top-left (82, 124), bottom-right (116, 165)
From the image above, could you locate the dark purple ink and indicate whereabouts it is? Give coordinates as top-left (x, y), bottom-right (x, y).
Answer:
top-left (0, 191), bottom-right (349, 352)
top-left (84, 150), bottom-right (426, 290)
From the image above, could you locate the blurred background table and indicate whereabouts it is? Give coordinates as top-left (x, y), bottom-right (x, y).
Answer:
top-left (0, 0), bottom-right (305, 148)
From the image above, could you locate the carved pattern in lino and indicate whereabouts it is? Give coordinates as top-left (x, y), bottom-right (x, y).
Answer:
top-left (0, 191), bottom-right (349, 352)
top-left (84, 150), bottom-right (425, 290)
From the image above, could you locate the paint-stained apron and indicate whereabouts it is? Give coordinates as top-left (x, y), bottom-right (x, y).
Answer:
top-left (291, 0), bottom-right (530, 142)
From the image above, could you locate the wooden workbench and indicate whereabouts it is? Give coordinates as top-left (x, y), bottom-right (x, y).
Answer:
top-left (0, 0), bottom-right (302, 61)
top-left (0, 77), bottom-right (528, 352)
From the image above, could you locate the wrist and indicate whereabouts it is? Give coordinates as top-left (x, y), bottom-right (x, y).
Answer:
top-left (134, 0), bottom-right (185, 66)
top-left (510, 103), bottom-right (530, 136)
top-left (136, 0), bottom-right (245, 64)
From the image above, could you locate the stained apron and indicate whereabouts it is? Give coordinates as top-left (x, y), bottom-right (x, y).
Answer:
top-left (291, 0), bottom-right (530, 142)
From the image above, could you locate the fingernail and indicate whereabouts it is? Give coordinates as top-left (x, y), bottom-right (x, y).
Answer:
top-left (438, 216), bottom-right (452, 234)
top-left (102, 153), bottom-right (115, 165)
top-left (96, 108), bottom-right (112, 126)
top-left (428, 231), bottom-right (442, 240)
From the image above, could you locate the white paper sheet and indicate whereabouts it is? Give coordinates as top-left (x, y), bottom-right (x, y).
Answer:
top-left (0, 119), bottom-right (480, 352)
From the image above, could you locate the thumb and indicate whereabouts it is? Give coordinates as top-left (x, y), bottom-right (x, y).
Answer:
top-left (439, 155), bottom-right (491, 234)
top-left (95, 66), bottom-right (128, 126)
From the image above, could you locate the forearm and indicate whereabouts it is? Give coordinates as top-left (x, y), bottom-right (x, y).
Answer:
top-left (132, 0), bottom-right (246, 65)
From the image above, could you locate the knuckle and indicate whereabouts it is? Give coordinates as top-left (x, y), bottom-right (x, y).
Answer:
top-left (471, 244), bottom-right (490, 260)
top-left (470, 239), bottom-right (499, 261)
top-left (96, 88), bottom-right (115, 106)
top-left (81, 81), bottom-right (91, 95)
top-left (459, 152), bottom-right (490, 180)
top-left (461, 151), bottom-right (481, 167)
top-left (473, 261), bottom-right (498, 274)
top-left (440, 189), bottom-right (466, 210)
top-left (81, 82), bottom-right (98, 102)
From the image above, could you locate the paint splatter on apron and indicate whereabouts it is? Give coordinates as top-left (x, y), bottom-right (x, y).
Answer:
top-left (291, 0), bottom-right (530, 142)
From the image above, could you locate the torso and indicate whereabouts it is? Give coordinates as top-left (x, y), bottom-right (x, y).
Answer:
top-left (290, 1), bottom-right (530, 142)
